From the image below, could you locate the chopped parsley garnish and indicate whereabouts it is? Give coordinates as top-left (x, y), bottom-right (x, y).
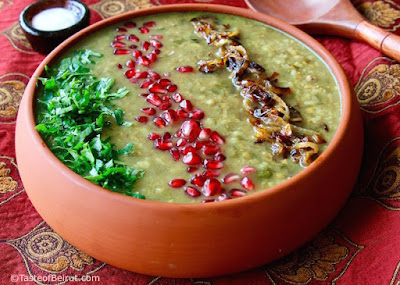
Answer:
top-left (35, 49), bottom-right (145, 199)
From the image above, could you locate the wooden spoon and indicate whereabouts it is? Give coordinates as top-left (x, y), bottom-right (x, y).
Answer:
top-left (245, 0), bottom-right (400, 62)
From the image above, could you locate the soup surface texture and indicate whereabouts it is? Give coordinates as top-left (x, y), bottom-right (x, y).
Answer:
top-left (37, 12), bottom-right (341, 203)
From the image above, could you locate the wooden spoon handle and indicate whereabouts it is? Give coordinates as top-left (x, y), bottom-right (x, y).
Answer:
top-left (355, 20), bottom-right (400, 62)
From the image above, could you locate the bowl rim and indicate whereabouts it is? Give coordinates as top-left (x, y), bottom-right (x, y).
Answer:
top-left (19, 0), bottom-right (90, 36)
top-left (21, 3), bottom-right (354, 209)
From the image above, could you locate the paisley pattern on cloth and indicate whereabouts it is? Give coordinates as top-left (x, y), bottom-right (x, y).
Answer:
top-left (3, 221), bottom-right (105, 285)
top-left (90, 0), bottom-right (153, 19)
top-left (0, 73), bottom-right (29, 122)
top-left (264, 230), bottom-right (363, 284)
top-left (357, 0), bottom-right (400, 31)
top-left (0, 156), bottom-right (24, 205)
top-left (360, 137), bottom-right (400, 209)
top-left (355, 57), bottom-right (400, 114)
top-left (1, 22), bottom-right (36, 54)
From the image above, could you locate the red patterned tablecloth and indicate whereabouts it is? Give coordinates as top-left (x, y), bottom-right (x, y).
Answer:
top-left (2, 0), bottom-right (400, 284)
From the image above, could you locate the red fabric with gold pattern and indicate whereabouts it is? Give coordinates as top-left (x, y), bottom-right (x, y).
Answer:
top-left (2, 0), bottom-right (400, 284)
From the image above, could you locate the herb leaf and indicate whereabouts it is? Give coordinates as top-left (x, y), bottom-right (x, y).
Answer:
top-left (35, 49), bottom-right (145, 199)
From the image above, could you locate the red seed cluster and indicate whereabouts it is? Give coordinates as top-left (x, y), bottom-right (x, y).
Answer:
top-left (111, 20), bottom-right (256, 202)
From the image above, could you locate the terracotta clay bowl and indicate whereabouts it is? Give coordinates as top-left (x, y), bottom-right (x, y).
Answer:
top-left (15, 4), bottom-right (363, 278)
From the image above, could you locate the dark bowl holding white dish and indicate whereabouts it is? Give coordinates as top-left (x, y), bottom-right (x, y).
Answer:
top-left (19, 0), bottom-right (90, 54)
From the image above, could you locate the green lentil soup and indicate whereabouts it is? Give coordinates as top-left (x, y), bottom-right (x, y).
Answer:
top-left (35, 12), bottom-right (341, 203)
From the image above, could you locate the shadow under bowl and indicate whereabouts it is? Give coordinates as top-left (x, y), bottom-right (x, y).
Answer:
top-left (15, 4), bottom-right (364, 278)
top-left (19, 0), bottom-right (90, 54)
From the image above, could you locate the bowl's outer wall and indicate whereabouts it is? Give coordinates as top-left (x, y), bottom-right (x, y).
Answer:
top-left (15, 4), bottom-right (364, 278)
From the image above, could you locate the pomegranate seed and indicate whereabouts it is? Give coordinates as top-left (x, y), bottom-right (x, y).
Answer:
top-left (133, 49), bottom-right (142, 58)
top-left (161, 95), bottom-right (170, 102)
top-left (124, 69), bottom-right (136, 79)
top-left (140, 107), bottom-right (156, 116)
top-left (150, 39), bottom-right (163, 48)
top-left (150, 34), bottom-right (163, 40)
top-left (215, 154), bottom-right (226, 162)
top-left (167, 84), bottom-right (178, 92)
top-left (215, 194), bottom-right (229, 201)
top-left (190, 174), bottom-right (206, 187)
top-left (180, 100), bottom-right (193, 112)
top-left (160, 110), bottom-right (177, 124)
top-left (170, 148), bottom-right (180, 161)
top-left (141, 41), bottom-right (150, 51)
top-left (124, 21), bottom-right (136, 28)
top-left (147, 70), bottom-right (161, 80)
top-left (127, 34), bottom-right (139, 42)
top-left (240, 166), bottom-right (257, 175)
top-left (143, 21), bottom-right (156, 27)
top-left (210, 131), bottom-right (225, 145)
top-left (190, 109), bottom-right (204, 120)
top-left (132, 71), bottom-right (148, 79)
top-left (203, 144), bottom-right (220, 156)
top-left (180, 119), bottom-right (201, 142)
top-left (116, 27), bottom-right (127, 33)
top-left (202, 178), bottom-right (221, 196)
top-left (176, 108), bottom-right (189, 118)
top-left (175, 129), bottom-right (182, 138)
top-left (162, 132), bottom-right (171, 140)
top-left (149, 83), bottom-right (167, 94)
top-left (177, 66), bottom-right (194, 73)
top-left (230, 189), bottom-right (247, 197)
top-left (202, 199), bottom-right (215, 203)
top-left (187, 166), bottom-right (198, 173)
top-left (128, 44), bottom-right (138, 49)
top-left (222, 173), bottom-right (240, 184)
top-left (137, 56), bottom-right (151, 66)
top-left (181, 146), bottom-right (197, 155)
top-left (172, 93), bottom-right (183, 103)
top-left (199, 128), bottom-right (211, 140)
top-left (135, 116), bottom-right (148, 123)
top-left (152, 48), bottom-right (161, 55)
top-left (115, 35), bottom-right (125, 41)
top-left (182, 152), bottom-right (202, 165)
top-left (148, 133), bottom-right (160, 140)
top-left (193, 141), bottom-right (208, 150)
top-left (147, 53), bottom-right (157, 63)
top-left (158, 78), bottom-right (171, 87)
top-left (140, 79), bottom-right (153, 89)
top-left (153, 117), bottom-right (166, 128)
top-left (126, 59), bottom-right (135, 68)
top-left (241, 177), bottom-right (255, 190)
top-left (146, 93), bottom-right (162, 107)
top-left (111, 41), bottom-right (125, 48)
top-left (117, 64), bottom-right (123, 70)
top-left (169, 178), bottom-right (186, 188)
top-left (113, 49), bottom-right (130, 55)
top-left (202, 170), bottom-right (220, 178)
top-left (140, 93), bottom-right (149, 98)
top-left (154, 138), bottom-right (172, 150)
top-left (184, 186), bottom-right (201, 197)
top-left (159, 101), bottom-right (171, 110)
top-left (204, 159), bottom-right (223, 169)
top-left (177, 138), bottom-right (187, 147)
top-left (139, 26), bottom-right (150, 34)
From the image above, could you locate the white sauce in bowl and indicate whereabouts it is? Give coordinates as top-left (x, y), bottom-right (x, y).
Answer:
top-left (32, 7), bottom-right (78, 31)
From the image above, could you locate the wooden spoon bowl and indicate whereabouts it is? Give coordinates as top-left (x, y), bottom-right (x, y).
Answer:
top-left (245, 0), bottom-right (400, 62)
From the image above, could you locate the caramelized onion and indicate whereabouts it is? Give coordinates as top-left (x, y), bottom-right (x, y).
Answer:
top-left (191, 16), bottom-right (325, 166)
